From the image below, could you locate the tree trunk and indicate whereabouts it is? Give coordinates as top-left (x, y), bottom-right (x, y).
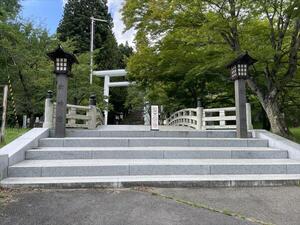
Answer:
top-left (29, 114), bottom-right (35, 128)
top-left (247, 80), bottom-right (290, 138)
top-left (263, 99), bottom-right (290, 137)
top-left (261, 106), bottom-right (270, 130)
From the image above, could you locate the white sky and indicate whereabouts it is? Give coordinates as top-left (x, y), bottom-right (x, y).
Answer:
top-left (107, 0), bottom-right (135, 47)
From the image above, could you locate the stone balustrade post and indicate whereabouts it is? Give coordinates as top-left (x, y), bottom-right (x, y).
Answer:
top-left (196, 107), bottom-right (203, 130)
top-left (144, 101), bottom-right (151, 126)
top-left (68, 107), bottom-right (76, 127)
top-left (22, 115), bottom-right (27, 129)
top-left (246, 103), bottom-right (253, 130)
top-left (88, 95), bottom-right (97, 129)
top-left (220, 110), bottom-right (226, 127)
top-left (43, 90), bottom-right (54, 128)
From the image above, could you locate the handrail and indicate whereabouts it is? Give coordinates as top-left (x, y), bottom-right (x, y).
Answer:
top-left (166, 108), bottom-right (200, 130)
top-left (165, 104), bottom-right (253, 130)
top-left (44, 101), bottom-right (104, 129)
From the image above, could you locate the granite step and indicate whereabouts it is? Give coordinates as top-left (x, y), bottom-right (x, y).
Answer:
top-left (39, 137), bottom-right (268, 148)
top-left (26, 147), bottom-right (288, 160)
top-left (8, 159), bottom-right (300, 177)
top-left (57, 130), bottom-right (253, 138)
top-left (2, 174), bottom-right (300, 188)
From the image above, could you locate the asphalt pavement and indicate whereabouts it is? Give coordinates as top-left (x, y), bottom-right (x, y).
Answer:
top-left (1, 186), bottom-right (299, 225)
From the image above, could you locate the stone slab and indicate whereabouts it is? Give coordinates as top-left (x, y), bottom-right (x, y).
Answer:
top-left (0, 154), bottom-right (8, 179)
top-left (63, 129), bottom-right (253, 139)
top-left (231, 150), bottom-right (288, 159)
top-left (26, 150), bottom-right (93, 160)
top-left (128, 138), bottom-right (190, 147)
top-left (189, 139), bottom-right (248, 147)
top-left (253, 130), bottom-right (300, 159)
top-left (26, 147), bottom-right (287, 160)
top-left (210, 165), bottom-right (287, 175)
top-left (129, 165), bottom-right (210, 175)
top-left (39, 138), bottom-right (64, 147)
top-left (287, 164), bottom-right (300, 174)
top-left (39, 137), bottom-right (267, 148)
top-left (247, 139), bottom-right (268, 147)
top-left (2, 174), bottom-right (300, 189)
top-left (92, 150), bottom-right (164, 159)
top-left (97, 125), bottom-right (194, 131)
top-left (63, 138), bottom-right (129, 147)
top-left (8, 167), bottom-right (42, 177)
top-left (7, 159), bottom-right (300, 177)
top-left (0, 128), bottom-right (49, 170)
top-left (41, 165), bottom-right (130, 177)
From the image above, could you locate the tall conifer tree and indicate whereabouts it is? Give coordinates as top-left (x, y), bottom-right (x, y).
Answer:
top-left (57, 0), bottom-right (119, 70)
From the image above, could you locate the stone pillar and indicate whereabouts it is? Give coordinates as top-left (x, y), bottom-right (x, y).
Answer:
top-left (144, 101), bottom-right (151, 126)
top-left (22, 115), bottom-right (27, 128)
top-left (196, 107), bottom-right (203, 130)
top-left (88, 95), bottom-right (97, 129)
top-left (151, 105), bottom-right (159, 131)
top-left (103, 75), bottom-right (110, 125)
top-left (246, 103), bottom-right (253, 130)
top-left (55, 74), bottom-right (68, 138)
top-left (219, 110), bottom-right (226, 128)
top-left (235, 79), bottom-right (248, 138)
top-left (43, 90), bottom-right (54, 129)
top-left (68, 107), bottom-right (76, 127)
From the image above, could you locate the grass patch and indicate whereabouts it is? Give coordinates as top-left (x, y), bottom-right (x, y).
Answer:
top-left (290, 127), bottom-right (300, 144)
top-left (0, 128), bottom-right (30, 148)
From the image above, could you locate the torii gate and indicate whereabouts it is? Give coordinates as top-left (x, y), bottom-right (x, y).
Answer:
top-left (93, 69), bottom-right (131, 125)
top-left (89, 17), bottom-right (133, 125)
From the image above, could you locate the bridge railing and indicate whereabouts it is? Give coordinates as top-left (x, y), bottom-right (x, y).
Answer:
top-left (43, 95), bottom-right (104, 130)
top-left (165, 104), bottom-right (253, 130)
top-left (166, 108), bottom-right (201, 130)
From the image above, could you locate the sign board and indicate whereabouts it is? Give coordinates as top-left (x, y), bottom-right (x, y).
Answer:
top-left (151, 105), bottom-right (159, 131)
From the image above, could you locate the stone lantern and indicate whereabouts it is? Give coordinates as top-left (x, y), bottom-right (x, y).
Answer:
top-left (47, 45), bottom-right (78, 138)
top-left (226, 52), bottom-right (257, 138)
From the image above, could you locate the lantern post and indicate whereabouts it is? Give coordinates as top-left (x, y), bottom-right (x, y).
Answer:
top-left (47, 45), bottom-right (78, 138)
top-left (226, 52), bottom-right (257, 138)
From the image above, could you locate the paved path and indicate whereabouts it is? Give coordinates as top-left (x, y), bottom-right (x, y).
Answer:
top-left (1, 187), bottom-right (300, 225)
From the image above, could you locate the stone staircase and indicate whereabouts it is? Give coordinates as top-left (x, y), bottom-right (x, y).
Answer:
top-left (2, 128), bottom-right (300, 188)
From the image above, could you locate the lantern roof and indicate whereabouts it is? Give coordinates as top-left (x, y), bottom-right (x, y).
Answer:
top-left (226, 52), bottom-right (257, 68)
top-left (47, 45), bottom-right (79, 64)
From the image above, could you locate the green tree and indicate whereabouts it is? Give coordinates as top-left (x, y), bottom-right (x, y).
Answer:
top-left (57, 0), bottom-right (112, 53)
top-left (0, 0), bottom-right (59, 127)
top-left (57, 0), bottom-right (136, 122)
top-left (122, 0), bottom-right (300, 137)
top-left (57, 0), bottom-right (123, 71)
top-left (118, 42), bottom-right (134, 69)
top-left (0, 0), bottom-right (20, 21)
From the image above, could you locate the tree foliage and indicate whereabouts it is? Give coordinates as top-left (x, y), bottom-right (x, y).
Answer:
top-left (57, 0), bottom-right (112, 53)
top-left (57, 0), bottom-right (134, 122)
top-left (0, 1), bottom-right (55, 126)
top-left (122, 0), bottom-right (300, 136)
top-left (0, 0), bottom-right (134, 127)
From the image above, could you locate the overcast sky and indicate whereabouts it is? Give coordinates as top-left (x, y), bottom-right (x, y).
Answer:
top-left (21, 0), bottom-right (135, 46)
